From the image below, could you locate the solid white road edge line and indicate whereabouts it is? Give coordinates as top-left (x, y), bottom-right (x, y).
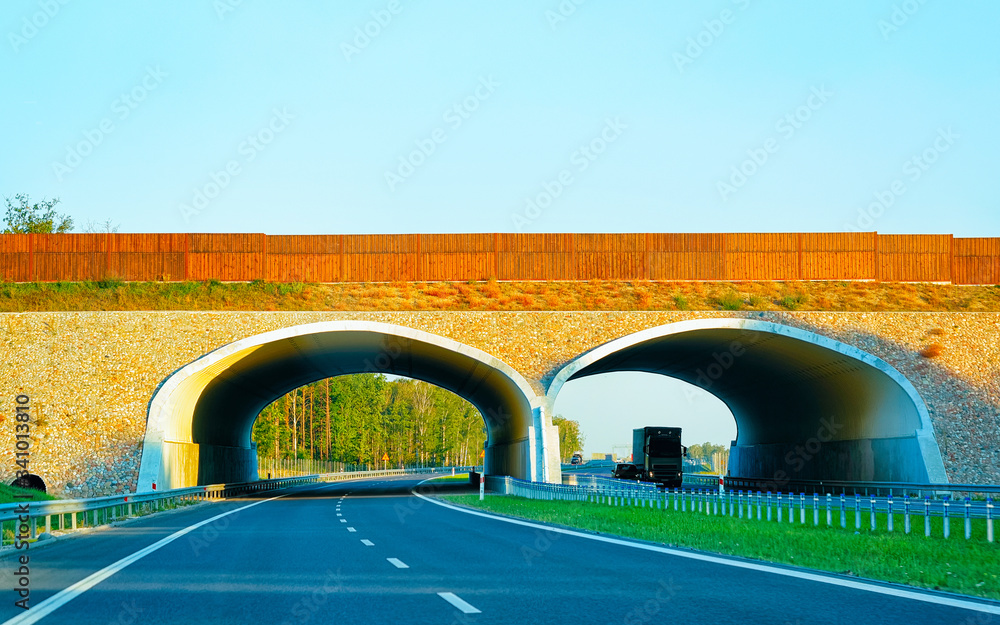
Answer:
top-left (437, 592), bottom-right (481, 614)
top-left (387, 558), bottom-right (409, 569)
top-left (2, 489), bottom-right (307, 625)
top-left (412, 490), bottom-right (1000, 616)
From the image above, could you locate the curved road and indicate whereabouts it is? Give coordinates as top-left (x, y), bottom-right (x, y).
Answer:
top-left (1, 475), bottom-right (997, 624)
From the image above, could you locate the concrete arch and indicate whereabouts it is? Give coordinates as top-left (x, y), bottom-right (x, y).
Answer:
top-left (137, 321), bottom-right (552, 492)
top-left (547, 318), bottom-right (948, 484)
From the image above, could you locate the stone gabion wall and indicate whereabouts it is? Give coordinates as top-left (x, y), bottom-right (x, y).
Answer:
top-left (1, 310), bottom-right (997, 498)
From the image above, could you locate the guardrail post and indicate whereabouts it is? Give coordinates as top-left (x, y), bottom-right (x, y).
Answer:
top-left (924, 497), bottom-right (931, 537)
top-left (799, 493), bottom-right (805, 524)
top-left (825, 493), bottom-right (831, 526)
top-left (45, 514), bottom-right (51, 534)
top-left (964, 497), bottom-right (971, 540)
top-left (839, 493), bottom-right (845, 529)
top-left (855, 494), bottom-right (861, 530)
top-left (887, 494), bottom-right (894, 532)
top-left (756, 492), bottom-right (762, 520)
top-left (813, 493), bottom-right (819, 526)
top-left (777, 493), bottom-right (783, 523)
top-left (869, 495), bottom-right (877, 531)
top-left (943, 496), bottom-right (951, 539)
top-left (904, 496), bottom-right (911, 534)
top-left (988, 497), bottom-right (994, 543)
top-left (788, 493), bottom-right (794, 524)
top-left (766, 492), bottom-right (772, 521)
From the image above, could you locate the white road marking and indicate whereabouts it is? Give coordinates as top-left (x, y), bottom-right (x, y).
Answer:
top-left (361, 539), bottom-right (374, 546)
top-left (347, 527), bottom-right (356, 532)
top-left (336, 513), bottom-right (342, 516)
top-left (438, 592), bottom-right (481, 614)
top-left (414, 489), bottom-right (1000, 616)
top-left (387, 558), bottom-right (409, 569)
top-left (2, 491), bottom-right (294, 625)
top-left (340, 519), bottom-right (347, 523)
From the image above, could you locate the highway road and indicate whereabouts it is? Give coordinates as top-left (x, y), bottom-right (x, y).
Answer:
top-left (1, 475), bottom-right (997, 624)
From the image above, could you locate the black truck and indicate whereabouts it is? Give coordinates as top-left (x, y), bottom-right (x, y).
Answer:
top-left (614, 426), bottom-right (685, 487)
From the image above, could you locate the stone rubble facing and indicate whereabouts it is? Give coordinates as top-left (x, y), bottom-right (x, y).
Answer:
top-left (1, 310), bottom-right (997, 497)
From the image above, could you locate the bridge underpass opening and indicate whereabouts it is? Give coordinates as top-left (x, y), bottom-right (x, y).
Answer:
top-left (547, 319), bottom-right (948, 484)
top-left (551, 371), bottom-right (737, 470)
top-left (137, 321), bottom-right (554, 492)
top-left (250, 374), bottom-right (488, 475)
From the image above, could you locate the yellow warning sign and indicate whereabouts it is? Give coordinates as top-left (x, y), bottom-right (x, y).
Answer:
top-left (382, 453), bottom-right (389, 461)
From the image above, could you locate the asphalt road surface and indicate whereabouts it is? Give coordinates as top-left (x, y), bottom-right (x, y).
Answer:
top-left (1, 475), bottom-right (997, 624)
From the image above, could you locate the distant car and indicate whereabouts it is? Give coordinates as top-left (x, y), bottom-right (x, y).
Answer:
top-left (612, 463), bottom-right (642, 481)
top-left (570, 452), bottom-right (583, 465)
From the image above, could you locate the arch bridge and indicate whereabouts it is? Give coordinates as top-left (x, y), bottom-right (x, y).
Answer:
top-left (137, 318), bottom-right (947, 492)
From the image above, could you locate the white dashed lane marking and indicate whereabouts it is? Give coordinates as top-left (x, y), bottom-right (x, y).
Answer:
top-left (347, 527), bottom-right (356, 532)
top-left (387, 558), bottom-right (409, 569)
top-left (361, 539), bottom-right (374, 546)
top-left (438, 592), bottom-right (481, 614)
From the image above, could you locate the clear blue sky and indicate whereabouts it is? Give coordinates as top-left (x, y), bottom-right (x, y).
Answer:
top-left (4, 1), bottom-right (997, 451)
top-left (3, 1), bottom-right (997, 235)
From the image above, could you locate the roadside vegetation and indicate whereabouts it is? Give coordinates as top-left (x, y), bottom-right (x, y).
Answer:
top-left (0, 482), bottom-right (55, 505)
top-left (1, 279), bottom-right (999, 312)
top-left (442, 494), bottom-right (999, 601)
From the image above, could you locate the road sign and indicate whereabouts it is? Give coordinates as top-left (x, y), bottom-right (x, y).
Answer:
top-left (382, 453), bottom-right (389, 461)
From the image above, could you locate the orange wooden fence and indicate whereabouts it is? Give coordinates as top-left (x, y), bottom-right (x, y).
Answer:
top-left (0, 232), bottom-right (996, 284)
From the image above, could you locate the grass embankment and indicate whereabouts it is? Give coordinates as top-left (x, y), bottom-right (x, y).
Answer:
top-left (442, 494), bottom-right (999, 601)
top-left (0, 483), bottom-right (55, 505)
top-left (1, 279), bottom-right (999, 312)
top-left (426, 473), bottom-right (472, 483)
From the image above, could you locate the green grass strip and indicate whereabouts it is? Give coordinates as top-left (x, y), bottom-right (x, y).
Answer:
top-left (0, 483), bottom-right (55, 505)
top-left (441, 493), bottom-right (999, 601)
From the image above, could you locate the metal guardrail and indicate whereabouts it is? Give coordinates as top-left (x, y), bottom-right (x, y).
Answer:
top-left (487, 476), bottom-right (997, 543)
top-left (722, 477), bottom-right (1000, 498)
top-left (0, 466), bottom-right (468, 549)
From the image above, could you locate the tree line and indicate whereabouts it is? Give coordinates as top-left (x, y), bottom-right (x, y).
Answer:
top-left (251, 374), bottom-right (488, 468)
top-left (686, 442), bottom-right (728, 460)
